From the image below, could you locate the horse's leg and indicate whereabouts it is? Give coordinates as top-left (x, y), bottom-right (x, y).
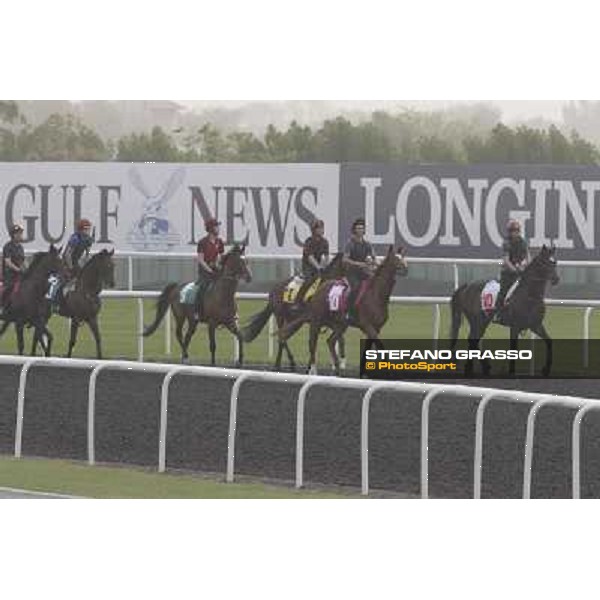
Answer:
top-left (465, 317), bottom-right (481, 377)
top-left (181, 312), bottom-right (197, 364)
top-left (326, 325), bottom-right (347, 376)
top-left (274, 315), bottom-right (286, 371)
top-left (307, 321), bottom-right (319, 375)
top-left (530, 322), bottom-right (552, 377)
top-left (224, 320), bottom-right (244, 368)
top-left (508, 326), bottom-right (521, 376)
top-left (16, 322), bottom-right (25, 356)
top-left (208, 322), bottom-right (217, 366)
top-left (0, 318), bottom-right (10, 340)
top-left (174, 313), bottom-right (186, 359)
top-left (87, 316), bottom-right (103, 359)
top-left (67, 318), bottom-right (81, 358)
top-left (43, 326), bottom-right (53, 357)
top-left (338, 335), bottom-right (346, 371)
top-left (478, 318), bottom-right (492, 376)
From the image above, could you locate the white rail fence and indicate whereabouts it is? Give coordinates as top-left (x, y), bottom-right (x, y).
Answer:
top-left (93, 290), bottom-right (600, 368)
top-left (0, 355), bottom-right (598, 498)
top-left (24, 250), bottom-right (600, 291)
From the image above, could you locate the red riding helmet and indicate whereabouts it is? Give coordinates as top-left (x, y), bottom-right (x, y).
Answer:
top-left (77, 218), bottom-right (92, 231)
top-left (205, 217), bottom-right (221, 232)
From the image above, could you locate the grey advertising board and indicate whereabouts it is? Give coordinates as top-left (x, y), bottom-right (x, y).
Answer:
top-left (339, 163), bottom-right (600, 259)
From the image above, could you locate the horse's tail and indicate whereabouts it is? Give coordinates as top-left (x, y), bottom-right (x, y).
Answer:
top-left (449, 284), bottom-right (466, 349)
top-left (241, 301), bottom-right (274, 343)
top-left (143, 282), bottom-right (178, 337)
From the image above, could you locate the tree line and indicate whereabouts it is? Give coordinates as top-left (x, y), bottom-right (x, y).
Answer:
top-left (1, 100), bottom-right (599, 164)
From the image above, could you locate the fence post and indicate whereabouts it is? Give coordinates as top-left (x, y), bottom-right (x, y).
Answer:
top-left (453, 263), bottom-right (459, 290)
top-left (227, 372), bottom-right (253, 483)
top-left (87, 363), bottom-right (112, 466)
top-left (432, 304), bottom-right (441, 351)
top-left (14, 360), bottom-right (37, 458)
top-left (289, 258), bottom-right (295, 278)
top-left (583, 307), bottom-right (593, 368)
top-left (127, 255), bottom-right (133, 291)
top-left (295, 379), bottom-right (320, 489)
top-left (137, 298), bottom-right (144, 362)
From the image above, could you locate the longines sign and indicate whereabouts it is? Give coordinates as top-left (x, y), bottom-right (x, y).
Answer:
top-left (340, 163), bottom-right (600, 259)
top-left (2, 162), bottom-right (600, 260)
top-left (0, 163), bottom-right (340, 254)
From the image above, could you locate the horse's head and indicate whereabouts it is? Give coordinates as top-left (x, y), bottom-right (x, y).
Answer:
top-left (41, 244), bottom-right (66, 277)
top-left (100, 248), bottom-right (116, 288)
top-left (222, 243), bottom-right (252, 283)
top-left (394, 245), bottom-right (408, 277)
top-left (382, 245), bottom-right (408, 277)
top-left (530, 244), bottom-right (559, 286)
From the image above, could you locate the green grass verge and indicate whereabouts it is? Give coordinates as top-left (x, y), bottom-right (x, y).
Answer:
top-left (0, 298), bottom-right (596, 368)
top-left (0, 456), bottom-right (357, 499)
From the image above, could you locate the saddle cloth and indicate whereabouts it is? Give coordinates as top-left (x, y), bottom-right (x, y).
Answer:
top-left (283, 276), bottom-right (321, 304)
top-left (283, 276), bottom-right (303, 304)
top-left (481, 280), bottom-right (500, 315)
top-left (180, 282), bottom-right (199, 305)
top-left (328, 279), bottom-right (350, 313)
top-left (481, 279), bottom-right (519, 315)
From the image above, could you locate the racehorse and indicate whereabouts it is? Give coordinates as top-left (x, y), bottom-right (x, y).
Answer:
top-left (449, 244), bottom-right (559, 376)
top-left (36, 248), bottom-right (116, 358)
top-left (142, 244), bottom-right (252, 365)
top-left (278, 245), bottom-right (408, 375)
top-left (240, 252), bottom-right (346, 371)
top-left (0, 245), bottom-right (65, 356)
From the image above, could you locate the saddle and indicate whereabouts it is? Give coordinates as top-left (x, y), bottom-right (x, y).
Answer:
top-left (283, 276), bottom-right (321, 304)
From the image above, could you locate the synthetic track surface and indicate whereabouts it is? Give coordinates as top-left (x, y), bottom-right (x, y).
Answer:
top-left (1, 362), bottom-right (599, 498)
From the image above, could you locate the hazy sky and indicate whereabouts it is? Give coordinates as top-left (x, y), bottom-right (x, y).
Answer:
top-left (180, 100), bottom-right (566, 122)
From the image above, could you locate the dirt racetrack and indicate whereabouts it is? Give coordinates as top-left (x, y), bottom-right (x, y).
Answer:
top-left (1, 363), bottom-right (599, 498)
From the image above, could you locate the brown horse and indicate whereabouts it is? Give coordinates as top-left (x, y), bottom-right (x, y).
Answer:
top-left (39, 248), bottom-right (116, 359)
top-left (240, 252), bottom-right (345, 370)
top-left (279, 245), bottom-right (408, 375)
top-left (0, 245), bottom-right (65, 356)
top-left (143, 244), bottom-right (252, 365)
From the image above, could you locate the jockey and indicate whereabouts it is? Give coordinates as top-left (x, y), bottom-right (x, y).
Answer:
top-left (195, 217), bottom-right (225, 320)
top-left (1, 224), bottom-right (25, 310)
top-left (494, 218), bottom-right (530, 317)
top-left (343, 218), bottom-right (376, 320)
top-left (63, 218), bottom-right (94, 277)
top-left (296, 219), bottom-right (329, 306)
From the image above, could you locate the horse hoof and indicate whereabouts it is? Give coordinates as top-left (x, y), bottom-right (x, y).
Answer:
top-left (340, 359), bottom-right (347, 371)
top-left (181, 357), bottom-right (189, 365)
top-left (307, 365), bottom-right (318, 376)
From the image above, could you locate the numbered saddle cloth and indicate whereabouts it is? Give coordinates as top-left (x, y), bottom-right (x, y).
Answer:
top-left (328, 278), bottom-right (350, 313)
top-left (283, 276), bottom-right (304, 304)
top-left (481, 280), bottom-right (500, 315)
top-left (180, 282), bottom-right (199, 305)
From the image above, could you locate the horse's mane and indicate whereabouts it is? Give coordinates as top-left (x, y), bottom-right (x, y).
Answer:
top-left (21, 251), bottom-right (48, 281)
top-left (521, 246), bottom-right (551, 279)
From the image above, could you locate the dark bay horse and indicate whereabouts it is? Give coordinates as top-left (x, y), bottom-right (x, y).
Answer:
top-left (278, 245), bottom-right (408, 375)
top-left (143, 244), bottom-right (252, 365)
top-left (0, 245), bottom-right (65, 356)
top-left (240, 252), bottom-right (345, 370)
top-left (38, 249), bottom-right (116, 358)
top-left (450, 244), bottom-right (559, 376)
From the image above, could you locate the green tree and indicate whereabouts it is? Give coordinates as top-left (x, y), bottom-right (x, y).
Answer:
top-left (117, 126), bottom-right (181, 162)
top-left (22, 113), bottom-right (108, 161)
